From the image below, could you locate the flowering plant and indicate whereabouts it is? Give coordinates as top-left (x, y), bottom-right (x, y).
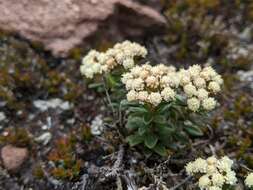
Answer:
top-left (185, 156), bottom-right (237, 190)
top-left (185, 156), bottom-right (253, 190)
top-left (121, 63), bottom-right (222, 156)
top-left (80, 41), bottom-right (147, 113)
top-left (80, 41), bottom-right (223, 156)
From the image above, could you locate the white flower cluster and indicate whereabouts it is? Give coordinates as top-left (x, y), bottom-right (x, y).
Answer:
top-left (179, 65), bottom-right (223, 112)
top-left (185, 156), bottom-right (237, 190)
top-left (122, 64), bottom-right (178, 106)
top-left (80, 41), bottom-right (147, 78)
top-left (122, 63), bottom-right (222, 110)
top-left (245, 173), bottom-right (253, 188)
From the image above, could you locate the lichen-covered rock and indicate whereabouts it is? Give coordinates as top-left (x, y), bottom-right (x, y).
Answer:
top-left (1, 145), bottom-right (28, 172)
top-left (0, 0), bottom-right (166, 57)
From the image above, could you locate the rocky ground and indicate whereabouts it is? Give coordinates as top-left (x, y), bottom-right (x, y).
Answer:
top-left (0, 0), bottom-right (253, 190)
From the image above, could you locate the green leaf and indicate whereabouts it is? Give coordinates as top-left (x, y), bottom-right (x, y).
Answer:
top-left (173, 132), bottom-right (189, 143)
top-left (127, 133), bottom-right (143, 147)
top-left (143, 147), bottom-right (152, 158)
top-left (120, 100), bottom-right (139, 109)
top-left (138, 125), bottom-right (147, 135)
top-left (88, 83), bottom-right (103, 89)
top-left (156, 124), bottom-right (174, 145)
top-left (184, 120), bottom-right (204, 137)
top-left (185, 125), bottom-right (203, 137)
top-left (143, 113), bottom-right (153, 125)
top-left (106, 74), bottom-right (118, 88)
top-left (144, 133), bottom-right (158, 149)
top-left (126, 117), bottom-right (146, 130)
top-left (175, 95), bottom-right (186, 106)
top-left (157, 103), bottom-right (173, 114)
top-left (153, 115), bottom-right (167, 124)
top-left (129, 107), bottom-right (148, 114)
top-left (156, 124), bottom-right (174, 136)
top-left (152, 143), bottom-right (167, 156)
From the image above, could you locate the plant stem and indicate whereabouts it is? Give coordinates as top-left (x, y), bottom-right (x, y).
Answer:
top-left (102, 76), bottom-right (116, 116)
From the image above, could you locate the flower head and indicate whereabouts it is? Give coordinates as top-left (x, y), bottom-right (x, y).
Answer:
top-left (245, 173), bottom-right (253, 188)
top-left (80, 41), bottom-right (147, 79)
top-left (185, 156), bottom-right (237, 190)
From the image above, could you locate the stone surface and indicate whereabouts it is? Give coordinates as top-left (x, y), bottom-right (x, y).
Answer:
top-left (238, 70), bottom-right (253, 89)
top-left (0, 0), bottom-right (166, 57)
top-left (1, 145), bottom-right (28, 171)
top-left (35, 132), bottom-right (52, 145)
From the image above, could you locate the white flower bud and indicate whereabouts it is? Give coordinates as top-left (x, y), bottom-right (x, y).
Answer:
top-left (208, 81), bottom-right (221, 93)
top-left (193, 77), bottom-right (206, 88)
top-left (187, 97), bottom-right (200, 112)
top-left (161, 87), bottom-right (176, 101)
top-left (197, 88), bottom-right (209, 100)
top-left (202, 97), bottom-right (216, 111)
top-left (245, 173), bottom-right (253, 188)
top-left (184, 83), bottom-right (197, 97)
top-left (148, 92), bottom-right (162, 106)
top-left (199, 175), bottom-right (211, 189)
top-left (127, 90), bottom-right (137, 102)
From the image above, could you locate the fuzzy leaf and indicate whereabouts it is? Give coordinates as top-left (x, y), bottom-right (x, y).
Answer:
top-left (144, 133), bottom-right (158, 149)
top-left (152, 143), bottom-right (167, 156)
top-left (153, 115), bottom-right (167, 124)
top-left (173, 131), bottom-right (189, 143)
top-left (157, 124), bottom-right (174, 136)
top-left (143, 113), bottom-right (153, 125)
top-left (126, 117), bottom-right (146, 130)
top-left (127, 133), bottom-right (143, 147)
top-left (129, 107), bottom-right (148, 114)
top-left (185, 125), bottom-right (203, 137)
top-left (120, 100), bottom-right (139, 108)
top-left (138, 125), bottom-right (147, 135)
top-left (157, 103), bottom-right (173, 114)
top-left (88, 83), bottom-right (103, 89)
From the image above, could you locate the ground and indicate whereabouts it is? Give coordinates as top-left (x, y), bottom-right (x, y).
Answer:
top-left (0, 1), bottom-right (253, 190)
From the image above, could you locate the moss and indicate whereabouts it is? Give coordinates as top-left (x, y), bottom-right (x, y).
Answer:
top-left (0, 32), bottom-right (85, 112)
top-left (48, 136), bottom-right (82, 181)
top-left (69, 47), bottom-right (85, 61)
top-left (244, 154), bottom-right (253, 168)
top-left (80, 124), bottom-right (92, 142)
top-left (224, 94), bottom-right (253, 122)
top-left (0, 128), bottom-right (32, 147)
top-left (33, 164), bottom-right (45, 179)
top-left (162, 0), bottom-right (253, 71)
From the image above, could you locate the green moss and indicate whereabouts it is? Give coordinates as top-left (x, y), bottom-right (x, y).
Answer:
top-left (69, 47), bottom-right (85, 61)
top-left (224, 94), bottom-right (253, 122)
top-left (80, 124), bottom-right (92, 142)
top-left (33, 164), bottom-right (45, 179)
top-left (163, 0), bottom-right (253, 70)
top-left (0, 128), bottom-right (32, 147)
top-left (0, 32), bottom-right (85, 111)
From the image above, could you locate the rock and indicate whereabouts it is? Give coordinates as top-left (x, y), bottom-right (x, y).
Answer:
top-left (33, 98), bottom-right (72, 111)
top-left (90, 114), bottom-right (104, 135)
top-left (1, 145), bottom-right (28, 171)
top-left (237, 70), bottom-right (253, 89)
top-left (0, 0), bottom-right (166, 57)
top-left (0, 112), bottom-right (6, 122)
top-left (35, 132), bottom-right (52, 145)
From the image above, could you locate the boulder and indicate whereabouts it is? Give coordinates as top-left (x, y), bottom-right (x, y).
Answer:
top-left (0, 0), bottom-right (166, 57)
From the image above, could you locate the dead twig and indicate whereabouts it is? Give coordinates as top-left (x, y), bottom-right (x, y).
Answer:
top-left (169, 176), bottom-right (192, 190)
top-left (105, 144), bottom-right (124, 178)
